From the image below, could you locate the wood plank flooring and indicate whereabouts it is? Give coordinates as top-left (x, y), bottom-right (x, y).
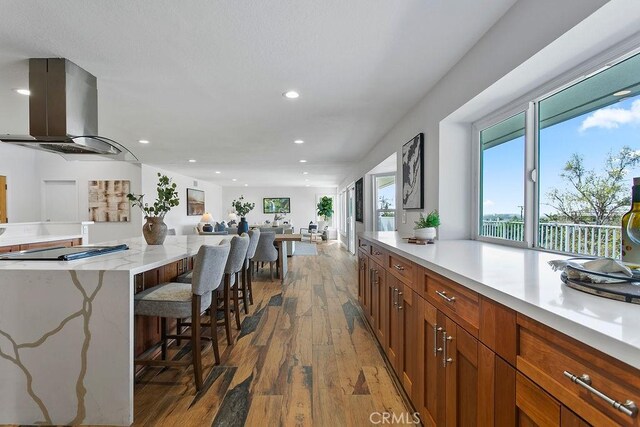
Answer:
top-left (134, 241), bottom-right (410, 426)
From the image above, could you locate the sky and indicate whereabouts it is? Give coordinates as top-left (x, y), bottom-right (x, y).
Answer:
top-left (482, 94), bottom-right (640, 219)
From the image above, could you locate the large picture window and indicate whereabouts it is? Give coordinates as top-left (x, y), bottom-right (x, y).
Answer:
top-left (476, 49), bottom-right (640, 258)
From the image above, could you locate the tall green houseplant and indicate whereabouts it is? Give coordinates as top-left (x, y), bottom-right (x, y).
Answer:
top-left (317, 196), bottom-right (334, 221)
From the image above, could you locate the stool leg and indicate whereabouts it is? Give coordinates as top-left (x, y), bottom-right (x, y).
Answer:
top-left (223, 274), bottom-right (233, 345)
top-left (269, 261), bottom-right (274, 281)
top-left (241, 267), bottom-right (250, 314)
top-left (211, 291), bottom-right (220, 365)
top-left (161, 317), bottom-right (167, 360)
top-left (248, 261), bottom-right (254, 305)
top-left (191, 295), bottom-right (203, 391)
top-left (233, 272), bottom-right (241, 329)
top-left (176, 318), bottom-right (182, 346)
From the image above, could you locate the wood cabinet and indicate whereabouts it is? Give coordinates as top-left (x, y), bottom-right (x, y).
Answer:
top-left (0, 237), bottom-right (82, 253)
top-left (356, 236), bottom-right (640, 427)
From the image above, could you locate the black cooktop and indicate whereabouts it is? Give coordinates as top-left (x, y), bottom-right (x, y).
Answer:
top-left (0, 244), bottom-right (129, 261)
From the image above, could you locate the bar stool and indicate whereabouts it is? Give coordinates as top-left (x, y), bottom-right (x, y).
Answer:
top-left (242, 229), bottom-right (261, 313)
top-left (216, 234), bottom-right (250, 345)
top-left (133, 241), bottom-right (230, 390)
top-left (253, 231), bottom-right (278, 281)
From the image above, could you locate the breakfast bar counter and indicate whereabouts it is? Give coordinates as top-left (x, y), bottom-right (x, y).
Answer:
top-left (0, 235), bottom-right (226, 426)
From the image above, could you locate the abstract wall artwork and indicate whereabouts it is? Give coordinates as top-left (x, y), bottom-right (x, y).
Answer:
top-left (263, 197), bottom-right (291, 214)
top-left (402, 133), bottom-right (424, 209)
top-left (88, 180), bottom-right (131, 222)
top-left (187, 188), bottom-right (205, 216)
top-left (355, 177), bottom-right (364, 223)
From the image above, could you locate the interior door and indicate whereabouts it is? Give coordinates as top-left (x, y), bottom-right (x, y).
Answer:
top-left (0, 176), bottom-right (6, 223)
top-left (42, 180), bottom-right (78, 221)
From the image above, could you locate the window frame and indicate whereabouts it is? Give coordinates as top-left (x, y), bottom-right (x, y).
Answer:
top-left (472, 41), bottom-right (640, 255)
top-left (372, 172), bottom-right (397, 232)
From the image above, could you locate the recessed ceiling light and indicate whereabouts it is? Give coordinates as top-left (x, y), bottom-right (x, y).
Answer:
top-left (244, 184), bottom-right (248, 187)
top-left (14, 88), bottom-right (30, 96)
top-left (283, 90), bottom-right (299, 99)
top-left (232, 178), bottom-right (237, 182)
top-left (299, 159), bottom-right (307, 163)
top-left (188, 159), bottom-right (196, 163)
top-left (614, 90), bottom-right (631, 96)
top-left (215, 171), bottom-right (221, 174)
top-left (138, 139), bottom-right (149, 144)
top-left (294, 139), bottom-right (304, 144)
top-left (303, 172), bottom-right (308, 175)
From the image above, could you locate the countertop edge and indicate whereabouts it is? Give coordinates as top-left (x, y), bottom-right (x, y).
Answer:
top-left (360, 233), bottom-right (640, 370)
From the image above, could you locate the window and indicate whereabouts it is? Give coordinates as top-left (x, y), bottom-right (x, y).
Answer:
top-left (480, 112), bottom-right (526, 242)
top-left (374, 174), bottom-right (396, 231)
top-left (476, 49), bottom-right (640, 258)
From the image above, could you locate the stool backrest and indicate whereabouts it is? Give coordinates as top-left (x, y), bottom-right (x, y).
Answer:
top-left (246, 229), bottom-right (261, 260)
top-left (254, 231), bottom-right (277, 260)
top-left (192, 240), bottom-right (230, 296)
top-left (224, 234), bottom-right (250, 275)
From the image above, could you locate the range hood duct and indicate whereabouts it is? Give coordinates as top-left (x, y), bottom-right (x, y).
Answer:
top-left (0, 58), bottom-right (137, 161)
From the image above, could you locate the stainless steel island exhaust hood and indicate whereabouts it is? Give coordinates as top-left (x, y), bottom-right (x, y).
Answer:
top-left (0, 58), bottom-right (137, 161)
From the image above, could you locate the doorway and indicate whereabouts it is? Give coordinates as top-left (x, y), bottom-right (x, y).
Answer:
top-left (347, 184), bottom-right (356, 254)
top-left (42, 180), bottom-right (78, 221)
top-left (0, 176), bottom-right (6, 223)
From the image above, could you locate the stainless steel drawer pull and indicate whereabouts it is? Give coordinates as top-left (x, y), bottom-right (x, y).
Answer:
top-left (394, 264), bottom-right (405, 271)
top-left (392, 287), bottom-right (398, 306)
top-left (563, 371), bottom-right (638, 418)
top-left (442, 330), bottom-right (453, 367)
top-left (397, 291), bottom-right (403, 310)
top-left (433, 325), bottom-right (443, 356)
top-left (436, 290), bottom-right (456, 303)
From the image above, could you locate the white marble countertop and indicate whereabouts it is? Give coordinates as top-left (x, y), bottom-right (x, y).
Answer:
top-left (0, 235), bottom-right (227, 274)
top-left (360, 231), bottom-right (640, 370)
top-left (0, 234), bottom-right (84, 246)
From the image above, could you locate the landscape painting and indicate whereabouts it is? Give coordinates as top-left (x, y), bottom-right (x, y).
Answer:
top-left (187, 188), bottom-right (205, 216)
top-left (88, 180), bottom-right (131, 222)
top-left (263, 197), bottom-right (291, 213)
top-left (402, 133), bottom-right (424, 209)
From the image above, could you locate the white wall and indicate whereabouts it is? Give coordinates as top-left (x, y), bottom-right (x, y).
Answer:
top-left (339, 0), bottom-right (616, 239)
top-left (141, 164), bottom-right (222, 235)
top-left (221, 186), bottom-right (337, 230)
top-left (34, 151), bottom-right (143, 243)
top-left (0, 144), bottom-right (40, 222)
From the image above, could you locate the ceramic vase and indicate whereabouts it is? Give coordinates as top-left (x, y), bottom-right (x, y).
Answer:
top-left (143, 217), bottom-right (168, 245)
top-left (415, 227), bottom-right (436, 240)
top-left (238, 217), bottom-right (249, 235)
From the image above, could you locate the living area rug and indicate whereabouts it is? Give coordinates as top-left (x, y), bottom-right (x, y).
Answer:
top-left (293, 242), bottom-right (318, 256)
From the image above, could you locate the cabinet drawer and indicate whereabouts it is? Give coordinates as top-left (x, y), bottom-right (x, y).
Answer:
top-left (424, 271), bottom-right (479, 336)
top-left (387, 253), bottom-right (414, 287)
top-left (517, 316), bottom-right (640, 426)
top-left (358, 238), bottom-right (371, 252)
top-left (370, 244), bottom-right (387, 266)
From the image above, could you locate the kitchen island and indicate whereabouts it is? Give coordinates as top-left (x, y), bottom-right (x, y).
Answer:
top-left (0, 235), bottom-right (226, 426)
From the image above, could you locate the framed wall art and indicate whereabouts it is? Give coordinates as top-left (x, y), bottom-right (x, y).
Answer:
top-left (187, 188), bottom-right (205, 216)
top-left (402, 133), bottom-right (424, 209)
top-left (263, 197), bottom-right (291, 214)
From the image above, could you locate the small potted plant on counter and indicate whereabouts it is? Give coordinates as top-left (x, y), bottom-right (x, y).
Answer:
top-left (232, 196), bottom-right (255, 235)
top-left (127, 173), bottom-right (180, 245)
top-left (414, 210), bottom-right (440, 241)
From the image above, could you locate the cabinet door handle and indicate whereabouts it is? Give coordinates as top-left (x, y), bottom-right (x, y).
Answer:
top-left (442, 329), bottom-right (453, 368)
top-left (392, 287), bottom-right (398, 307)
top-left (397, 291), bottom-right (403, 310)
top-left (394, 264), bottom-right (405, 271)
top-left (374, 251), bottom-right (382, 255)
top-left (564, 371), bottom-right (638, 418)
top-left (433, 325), bottom-right (443, 356)
top-left (436, 290), bottom-right (456, 303)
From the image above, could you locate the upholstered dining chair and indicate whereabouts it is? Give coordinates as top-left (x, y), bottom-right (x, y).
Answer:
top-left (133, 241), bottom-right (230, 391)
top-left (243, 229), bottom-right (261, 312)
top-left (253, 231), bottom-right (278, 280)
top-left (216, 234), bottom-right (250, 345)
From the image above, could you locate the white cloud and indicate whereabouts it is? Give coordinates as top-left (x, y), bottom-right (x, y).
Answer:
top-left (580, 99), bottom-right (640, 131)
top-left (483, 200), bottom-right (495, 207)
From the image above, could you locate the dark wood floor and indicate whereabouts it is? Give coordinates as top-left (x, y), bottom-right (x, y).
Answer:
top-left (133, 241), bottom-right (410, 426)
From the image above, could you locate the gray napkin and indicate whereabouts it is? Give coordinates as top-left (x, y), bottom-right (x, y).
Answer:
top-left (549, 258), bottom-right (633, 283)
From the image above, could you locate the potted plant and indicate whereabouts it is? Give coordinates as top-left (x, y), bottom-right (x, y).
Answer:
top-left (232, 196), bottom-right (255, 234)
top-left (317, 195), bottom-right (334, 230)
top-left (127, 173), bottom-right (180, 245)
top-left (414, 210), bottom-right (440, 240)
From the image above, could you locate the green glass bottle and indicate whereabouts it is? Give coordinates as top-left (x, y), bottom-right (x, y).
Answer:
top-left (621, 177), bottom-right (640, 266)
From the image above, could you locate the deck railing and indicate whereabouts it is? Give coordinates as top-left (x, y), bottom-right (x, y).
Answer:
top-left (481, 220), bottom-right (622, 259)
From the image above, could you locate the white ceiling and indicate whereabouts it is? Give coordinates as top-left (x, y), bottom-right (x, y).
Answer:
top-left (0, 0), bottom-right (516, 187)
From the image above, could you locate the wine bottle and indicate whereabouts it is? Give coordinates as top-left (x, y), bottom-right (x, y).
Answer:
top-left (621, 177), bottom-right (640, 266)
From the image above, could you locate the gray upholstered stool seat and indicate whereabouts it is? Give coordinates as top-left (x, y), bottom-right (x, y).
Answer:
top-left (134, 282), bottom-right (211, 318)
